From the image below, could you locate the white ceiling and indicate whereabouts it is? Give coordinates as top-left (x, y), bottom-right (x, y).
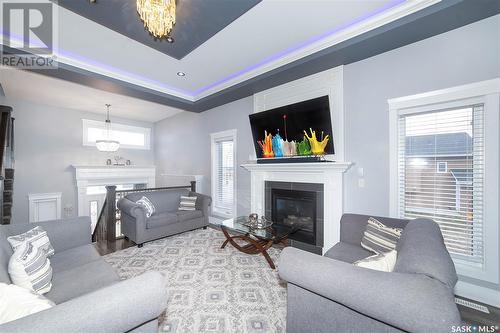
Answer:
top-left (0, 68), bottom-right (184, 122)
top-left (45, 0), bottom-right (437, 101)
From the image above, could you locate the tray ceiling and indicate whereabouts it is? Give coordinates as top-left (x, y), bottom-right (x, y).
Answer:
top-left (57, 0), bottom-right (262, 60)
top-left (2, 0), bottom-right (499, 114)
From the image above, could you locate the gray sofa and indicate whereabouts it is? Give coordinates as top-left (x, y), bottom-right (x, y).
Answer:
top-left (0, 216), bottom-right (166, 333)
top-left (279, 213), bottom-right (461, 333)
top-left (118, 189), bottom-right (211, 247)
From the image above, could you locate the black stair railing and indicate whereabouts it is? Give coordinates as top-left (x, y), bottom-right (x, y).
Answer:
top-left (92, 181), bottom-right (196, 243)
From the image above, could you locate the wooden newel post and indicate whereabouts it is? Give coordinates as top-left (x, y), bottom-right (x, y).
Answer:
top-left (105, 185), bottom-right (117, 242)
top-left (190, 181), bottom-right (196, 192)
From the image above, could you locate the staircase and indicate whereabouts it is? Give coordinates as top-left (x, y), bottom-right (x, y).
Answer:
top-left (0, 106), bottom-right (14, 225)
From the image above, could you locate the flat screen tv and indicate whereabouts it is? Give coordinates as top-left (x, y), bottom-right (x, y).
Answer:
top-left (249, 96), bottom-right (334, 162)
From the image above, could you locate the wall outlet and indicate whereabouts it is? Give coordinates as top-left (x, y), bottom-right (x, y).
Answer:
top-left (358, 178), bottom-right (365, 188)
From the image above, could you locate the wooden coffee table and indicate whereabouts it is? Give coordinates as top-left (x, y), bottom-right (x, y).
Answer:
top-left (220, 216), bottom-right (298, 269)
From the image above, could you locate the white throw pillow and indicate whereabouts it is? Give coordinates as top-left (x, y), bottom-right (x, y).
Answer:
top-left (8, 241), bottom-right (53, 295)
top-left (7, 226), bottom-right (55, 257)
top-left (0, 282), bottom-right (54, 324)
top-left (136, 196), bottom-right (156, 218)
top-left (179, 196), bottom-right (197, 211)
top-left (354, 250), bottom-right (398, 272)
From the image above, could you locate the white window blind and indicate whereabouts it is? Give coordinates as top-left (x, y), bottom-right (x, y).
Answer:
top-left (213, 139), bottom-right (234, 216)
top-left (398, 104), bottom-right (484, 263)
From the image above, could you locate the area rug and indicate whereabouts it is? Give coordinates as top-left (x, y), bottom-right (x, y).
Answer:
top-left (103, 228), bottom-right (287, 333)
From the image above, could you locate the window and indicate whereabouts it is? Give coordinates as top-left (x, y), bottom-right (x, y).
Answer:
top-left (436, 161), bottom-right (448, 173)
top-left (389, 79), bottom-right (499, 285)
top-left (398, 106), bottom-right (483, 262)
top-left (82, 119), bottom-right (151, 150)
top-left (211, 130), bottom-right (237, 218)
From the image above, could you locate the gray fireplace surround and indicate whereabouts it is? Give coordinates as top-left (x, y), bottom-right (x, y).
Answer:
top-left (265, 181), bottom-right (324, 254)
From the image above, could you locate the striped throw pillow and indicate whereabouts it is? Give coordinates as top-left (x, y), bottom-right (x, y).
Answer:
top-left (179, 196), bottom-right (197, 211)
top-left (8, 241), bottom-right (53, 295)
top-left (136, 196), bottom-right (155, 218)
top-left (8, 227), bottom-right (54, 257)
top-left (361, 217), bottom-right (402, 254)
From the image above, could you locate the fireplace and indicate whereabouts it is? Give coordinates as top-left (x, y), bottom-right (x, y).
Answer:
top-left (265, 181), bottom-right (324, 254)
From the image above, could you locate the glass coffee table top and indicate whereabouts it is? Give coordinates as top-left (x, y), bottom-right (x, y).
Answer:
top-left (219, 216), bottom-right (299, 269)
top-left (221, 216), bottom-right (298, 242)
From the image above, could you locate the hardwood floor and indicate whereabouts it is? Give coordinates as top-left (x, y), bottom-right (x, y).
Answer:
top-left (93, 237), bottom-right (135, 256)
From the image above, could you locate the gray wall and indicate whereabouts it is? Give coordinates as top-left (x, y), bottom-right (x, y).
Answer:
top-left (0, 98), bottom-right (154, 224)
top-left (343, 14), bottom-right (500, 216)
top-left (155, 97), bottom-right (254, 215)
top-left (155, 14), bottom-right (500, 217)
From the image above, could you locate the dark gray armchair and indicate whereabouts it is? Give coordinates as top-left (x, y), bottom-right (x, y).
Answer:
top-left (118, 189), bottom-right (212, 246)
top-left (278, 213), bottom-right (461, 333)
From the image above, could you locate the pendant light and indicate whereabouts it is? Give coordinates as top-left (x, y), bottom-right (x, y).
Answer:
top-left (96, 104), bottom-right (120, 152)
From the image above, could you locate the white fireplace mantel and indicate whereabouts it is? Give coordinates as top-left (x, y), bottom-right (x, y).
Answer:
top-left (241, 162), bottom-right (351, 173)
top-left (73, 165), bottom-right (156, 217)
top-left (241, 161), bottom-right (352, 254)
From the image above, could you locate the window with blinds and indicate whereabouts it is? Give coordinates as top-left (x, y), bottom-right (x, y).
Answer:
top-left (213, 138), bottom-right (235, 216)
top-left (398, 104), bottom-right (484, 263)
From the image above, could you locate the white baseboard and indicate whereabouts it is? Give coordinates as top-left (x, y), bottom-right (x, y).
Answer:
top-left (455, 280), bottom-right (500, 308)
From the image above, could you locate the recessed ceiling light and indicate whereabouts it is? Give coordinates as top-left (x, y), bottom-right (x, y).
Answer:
top-left (177, 71), bottom-right (186, 77)
top-left (166, 36), bottom-right (174, 43)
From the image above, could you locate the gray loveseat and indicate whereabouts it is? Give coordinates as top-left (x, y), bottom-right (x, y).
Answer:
top-left (118, 189), bottom-right (211, 247)
top-left (0, 216), bottom-right (165, 333)
top-left (279, 213), bottom-right (461, 333)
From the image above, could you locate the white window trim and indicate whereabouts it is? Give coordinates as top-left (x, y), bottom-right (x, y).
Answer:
top-left (210, 129), bottom-right (237, 219)
top-left (436, 161), bottom-right (448, 173)
top-left (388, 78), bottom-right (500, 284)
top-left (82, 119), bottom-right (151, 150)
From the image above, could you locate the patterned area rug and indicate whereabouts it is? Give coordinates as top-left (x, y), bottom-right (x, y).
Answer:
top-left (103, 228), bottom-right (287, 333)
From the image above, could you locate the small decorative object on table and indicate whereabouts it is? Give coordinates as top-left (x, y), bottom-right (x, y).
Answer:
top-left (126, 159), bottom-right (131, 165)
top-left (242, 214), bottom-right (273, 229)
top-left (106, 159), bottom-right (112, 165)
top-left (113, 156), bottom-right (125, 166)
top-left (248, 213), bottom-right (258, 223)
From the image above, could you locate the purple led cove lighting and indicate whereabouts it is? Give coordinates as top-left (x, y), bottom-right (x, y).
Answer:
top-left (1, 30), bottom-right (193, 97)
top-left (57, 48), bottom-right (193, 96)
top-left (2, 0), bottom-right (406, 99)
top-left (192, 0), bottom-right (406, 95)
top-left (0, 30), bottom-right (47, 48)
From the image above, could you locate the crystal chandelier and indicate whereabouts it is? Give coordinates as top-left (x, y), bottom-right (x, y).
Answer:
top-left (137, 0), bottom-right (176, 38)
top-left (96, 104), bottom-right (120, 152)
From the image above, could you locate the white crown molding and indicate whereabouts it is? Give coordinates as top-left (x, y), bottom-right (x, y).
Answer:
top-left (15, 0), bottom-right (440, 104)
top-left (193, 0), bottom-right (441, 100)
top-left (56, 54), bottom-right (196, 102)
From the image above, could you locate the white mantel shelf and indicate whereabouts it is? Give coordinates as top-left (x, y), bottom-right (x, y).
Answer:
top-left (72, 165), bottom-right (156, 181)
top-left (241, 161), bottom-right (352, 173)
top-left (72, 165), bottom-right (156, 217)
